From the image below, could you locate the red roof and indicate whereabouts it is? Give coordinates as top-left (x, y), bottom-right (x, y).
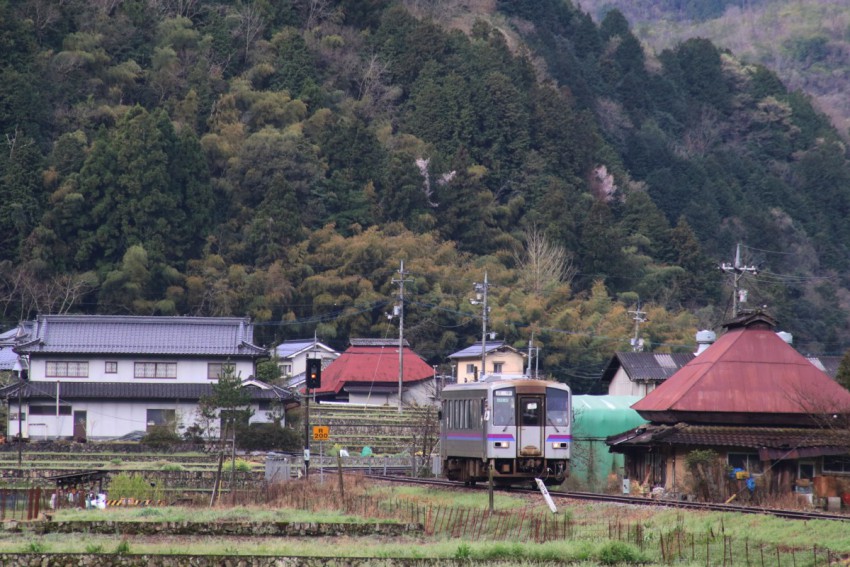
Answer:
top-left (632, 313), bottom-right (850, 425)
top-left (310, 343), bottom-right (435, 395)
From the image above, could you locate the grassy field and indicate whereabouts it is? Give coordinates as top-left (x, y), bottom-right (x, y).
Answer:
top-left (2, 477), bottom-right (848, 565)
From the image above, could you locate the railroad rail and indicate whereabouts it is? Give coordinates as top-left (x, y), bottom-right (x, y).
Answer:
top-left (364, 474), bottom-right (850, 522)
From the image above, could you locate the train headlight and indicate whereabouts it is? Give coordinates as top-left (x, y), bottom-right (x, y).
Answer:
top-left (552, 442), bottom-right (569, 449)
top-left (494, 441), bottom-right (510, 448)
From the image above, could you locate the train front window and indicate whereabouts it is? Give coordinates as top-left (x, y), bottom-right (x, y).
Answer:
top-left (492, 388), bottom-right (515, 426)
top-left (546, 387), bottom-right (569, 426)
top-left (521, 400), bottom-right (541, 426)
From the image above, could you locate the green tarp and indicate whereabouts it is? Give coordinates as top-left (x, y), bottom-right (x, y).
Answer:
top-left (567, 395), bottom-right (647, 492)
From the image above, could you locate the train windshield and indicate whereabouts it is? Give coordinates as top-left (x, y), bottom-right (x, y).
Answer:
top-left (492, 388), bottom-right (515, 426)
top-left (546, 387), bottom-right (569, 426)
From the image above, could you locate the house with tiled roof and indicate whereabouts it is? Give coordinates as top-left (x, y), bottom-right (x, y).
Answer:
top-left (601, 331), bottom-right (844, 398)
top-left (0, 315), bottom-right (293, 442)
top-left (447, 341), bottom-right (526, 383)
top-left (274, 339), bottom-right (339, 390)
top-left (600, 351), bottom-right (695, 397)
top-left (606, 312), bottom-right (850, 501)
top-left (311, 338), bottom-right (436, 406)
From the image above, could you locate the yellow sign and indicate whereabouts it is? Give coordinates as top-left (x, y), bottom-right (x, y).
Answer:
top-left (312, 426), bottom-right (329, 441)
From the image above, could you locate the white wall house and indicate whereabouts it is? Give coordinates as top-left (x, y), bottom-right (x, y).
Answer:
top-left (447, 341), bottom-right (526, 384)
top-left (2, 315), bottom-right (294, 441)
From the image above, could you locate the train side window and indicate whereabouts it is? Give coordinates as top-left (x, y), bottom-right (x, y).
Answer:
top-left (492, 389), bottom-right (515, 426)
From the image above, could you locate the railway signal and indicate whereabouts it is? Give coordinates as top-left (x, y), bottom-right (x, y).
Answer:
top-left (306, 358), bottom-right (322, 388)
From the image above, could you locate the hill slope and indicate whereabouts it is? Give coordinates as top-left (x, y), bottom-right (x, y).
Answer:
top-left (2, 0), bottom-right (850, 392)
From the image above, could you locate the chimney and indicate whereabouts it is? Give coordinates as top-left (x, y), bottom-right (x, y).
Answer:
top-left (695, 330), bottom-right (716, 355)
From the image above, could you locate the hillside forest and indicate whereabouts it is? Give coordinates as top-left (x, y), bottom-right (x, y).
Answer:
top-left (3, 0), bottom-right (850, 393)
top-left (576, 0), bottom-right (850, 142)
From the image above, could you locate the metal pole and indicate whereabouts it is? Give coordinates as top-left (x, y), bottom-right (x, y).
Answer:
top-left (304, 386), bottom-right (310, 479)
top-left (17, 380), bottom-right (22, 469)
top-left (481, 271), bottom-right (488, 381)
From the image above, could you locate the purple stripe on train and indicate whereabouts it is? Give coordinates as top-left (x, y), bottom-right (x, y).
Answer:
top-left (546, 435), bottom-right (572, 442)
top-left (487, 434), bottom-right (515, 441)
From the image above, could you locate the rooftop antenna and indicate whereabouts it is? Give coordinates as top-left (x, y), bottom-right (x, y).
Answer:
top-left (720, 243), bottom-right (758, 317)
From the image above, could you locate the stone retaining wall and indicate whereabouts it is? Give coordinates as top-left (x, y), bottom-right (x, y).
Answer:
top-left (28, 520), bottom-right (421, 537)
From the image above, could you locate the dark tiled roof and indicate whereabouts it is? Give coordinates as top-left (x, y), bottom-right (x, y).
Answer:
top-left (600, 352), bottom-right (694, 384)
top-left (448, 341), bottom-right (522, 359)
top-left (0, 380), bottom-right (292, 402)
top-left (350, 338), bottom-right (409, 347)
top-left (274, 340), bottom-right (337, 359)
top-left (807, 356), bottom-right (841, 379)
top-left (15, 315), bottom-right (266, 357)
top-left (607, 422), bottom-right (850, 459)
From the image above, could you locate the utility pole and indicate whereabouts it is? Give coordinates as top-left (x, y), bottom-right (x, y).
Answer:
top-left (527, 332), bottom-right (534, 377)
top-left (720, 243), bottom-right (758, 317)
top-left (628, 302), bottom-right (647, 352)
top-left (470, 272), bottom-right (490, 381)
top-left (393, 260), bottom-right (412, 413)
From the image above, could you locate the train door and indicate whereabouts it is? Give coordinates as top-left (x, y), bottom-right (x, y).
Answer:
top-left (517, 395), bottom-right (543, 456)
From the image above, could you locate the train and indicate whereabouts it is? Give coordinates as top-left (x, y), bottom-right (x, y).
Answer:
top-left (439, 377), bottom-right (571, 486)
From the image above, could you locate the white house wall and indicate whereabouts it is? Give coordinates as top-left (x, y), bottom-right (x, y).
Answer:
top-left (28, 357), bottom-right (255, 383)
top-left (10, 400), bottom-right (279, 441)
top-left (347, 380), bottom-right (437, 407)
top-left (608, 368), bottom-right (652, 397)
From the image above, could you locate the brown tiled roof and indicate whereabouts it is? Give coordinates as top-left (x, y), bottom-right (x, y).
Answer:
top-left (607, 422), bottom-right (850, 459)
top-left (632, 313), bottom-right (850, 425)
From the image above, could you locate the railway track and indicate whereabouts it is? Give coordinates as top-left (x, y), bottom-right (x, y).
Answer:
top-left (364, 474), bottom-right (850, 522)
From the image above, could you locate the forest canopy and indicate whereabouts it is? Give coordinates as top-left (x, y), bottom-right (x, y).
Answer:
top-left (1, 0), bottom-right (849, 392)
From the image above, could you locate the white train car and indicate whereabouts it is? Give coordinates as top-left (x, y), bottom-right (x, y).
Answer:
top-left (439, 377), bottom-right (571, 486)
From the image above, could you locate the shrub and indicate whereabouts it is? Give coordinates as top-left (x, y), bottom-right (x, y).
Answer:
top-left (108, 472), bottom-right (162, 501)
top-left (141, 425), bottom-right (181, 448)
top-left (223, 458), bottom-right (253, 473)
top-left (597, 541), bottom-right (647, 564)
top-left (237, 422), bottom-right (301, 451)
top-left (454, 543), bottom-right (472, 559)
top-left (114, 539), bottom-right (131, 555)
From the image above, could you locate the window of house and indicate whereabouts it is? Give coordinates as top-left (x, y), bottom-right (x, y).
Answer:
top-left (46, 361), bottom-right (89, 378)
top-left (466, 364), bottom-right (476, 374)
top-left (823, 456), bottom-right (850, 474)
top-left (105, 361), bottom-right (118, 373)
top-left (146, 409), bottom-right (176, 429)
top-left (728, 453), bottom-right (763, 474)
top-left (134, 362), bottom-right (176, 379)
top-left (798, 461), bottom-right (815, 480)
top-left (493, 362), bottom-right (504, 373)
top-left (279, 363), bottom-right (292, 375)
top-left (207, 362), bottom-right (235, 379)
top-left (29, 405), bottom-right (72, 416)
